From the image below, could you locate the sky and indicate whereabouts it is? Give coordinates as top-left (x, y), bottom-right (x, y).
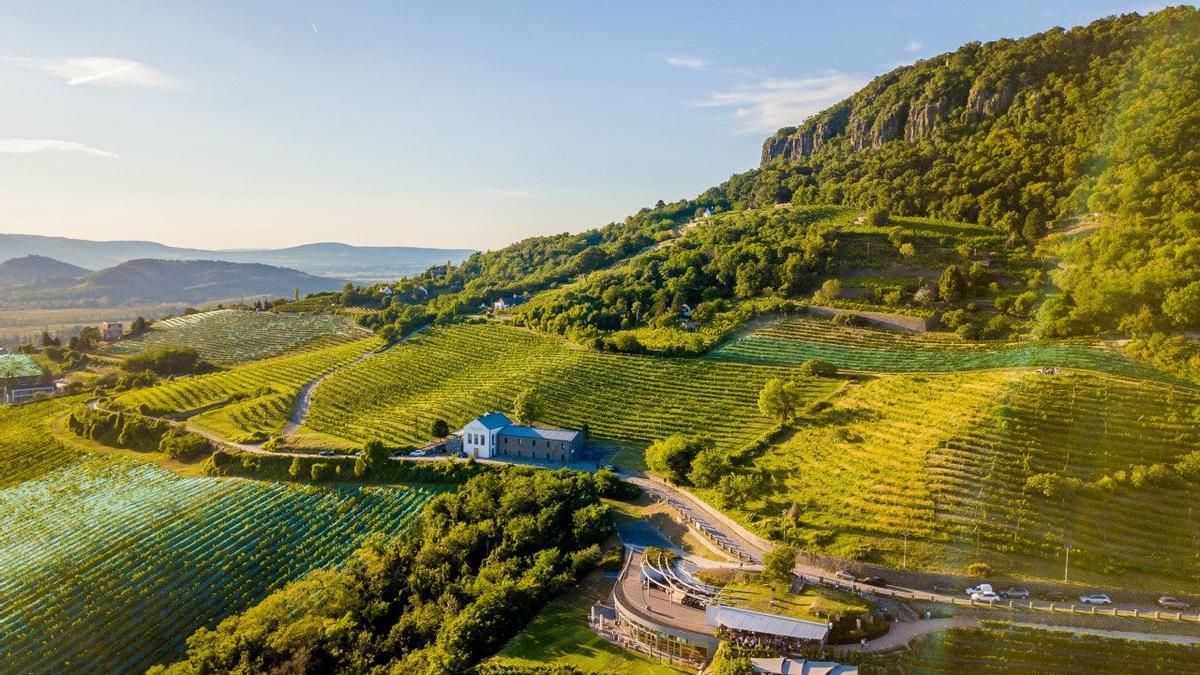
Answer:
top-left (0, 1), bottom-right (1172, 251)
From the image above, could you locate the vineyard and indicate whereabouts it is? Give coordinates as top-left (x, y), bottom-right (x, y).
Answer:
top-left (866, 622), bottom-right (1200, 673)
top-left (116, 336), bottom-right (380, 427)
top-left (0, 400), bottom-right (439, 673)
top-left (695, 369), bottom-right (1200, 588)
top-left (709, 317), bottom-right (1164, 379)
top-left (108, 309), bottom-right (368, 364)
top-left (299, 323), bottom-right (838, 450)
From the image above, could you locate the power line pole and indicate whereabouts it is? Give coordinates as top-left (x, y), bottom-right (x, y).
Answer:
top-left (1063, 538), bottom-right (1070, 583)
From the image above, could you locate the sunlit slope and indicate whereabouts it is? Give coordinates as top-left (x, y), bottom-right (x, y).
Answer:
top-left (301, 323), bottom-right (838, 449)
top-left (107, 309), bottom-right (368, 365)
top-left (116, 336), bottom-right (380, 421)
top-left (0, 400), bottom-right (438, 674)
top-left (710, 317), bottom-right (1166, 379)
top-left (698, 369), bottom-right (1200, 587)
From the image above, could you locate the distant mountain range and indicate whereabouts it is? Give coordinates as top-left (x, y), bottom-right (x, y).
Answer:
top-left (0, 234), bottom-right (475, 283)
top-left (0, 255), bottom-right (89, 288)
top-left (0, 257), bottom-right (346, 309)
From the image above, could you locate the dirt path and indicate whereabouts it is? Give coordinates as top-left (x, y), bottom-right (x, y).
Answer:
top-left (281, 324), bottom-right (429, 438)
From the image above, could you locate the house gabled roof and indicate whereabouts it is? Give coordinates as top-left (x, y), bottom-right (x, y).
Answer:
top-left (498, 425), bottom-right (581, 442)
top-left (470, 412), bottom-right (514, 430)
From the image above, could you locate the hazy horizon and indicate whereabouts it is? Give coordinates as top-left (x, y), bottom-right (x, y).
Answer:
top-left (0, 1), bottom-right (1168, 250)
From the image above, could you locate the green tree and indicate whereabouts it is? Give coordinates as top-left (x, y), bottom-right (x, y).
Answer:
top-left (431, 419), bottom-right (450, 438)
top-left (709, 642), bottom-right (754, 675)
top-left (938, 265), bottom-right (969, 302)
top-left (1163, 281), bottom-right (1200, 329)
top-left (763, 544), bottom-right (798, 586)
top-left (288, 456), bottom-right (302, 478)
top-left (758, 378), bottom-right (802, 421)
top-left (513, 388), bottom-right (540, 425)
top-left (645, 435), bottom-right (713, 484)
top-left (867, 207), bottom-right (891, 227)
top-left (689, 448), bottom-right (731, 488)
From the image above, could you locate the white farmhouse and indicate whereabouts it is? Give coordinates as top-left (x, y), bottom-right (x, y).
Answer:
top-left (459, 412), bottom-right (585, 462)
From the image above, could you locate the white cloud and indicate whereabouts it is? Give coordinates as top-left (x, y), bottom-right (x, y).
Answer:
top-left (695, 72), bottom-right (868, 134)
top-left (0, 56), bottom-right (180, 89)
top-left (484, 188), bottom-right (536, 199)
top-left (0, 139), bottom-right (121, 158)
top-left (663, 55), bottom-right (708, 69)
top-left (904, 40), bottom-right (923, 53)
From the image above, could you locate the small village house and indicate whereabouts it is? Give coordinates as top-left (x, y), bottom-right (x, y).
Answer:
top-left (459, 412), bottom-right (585, 462)
top-left (100, 322), bottom-right (123, 341)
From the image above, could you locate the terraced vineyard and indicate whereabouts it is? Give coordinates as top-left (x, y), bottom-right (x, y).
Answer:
top-left (866, 622), bottom-right (1200, 673)
top-left (710, 317), bottom-right (1163, 378)
top-left (116, 336), bottom-right (380, 422)
top-left (301, 323), bottom-right (837, 450)
top-left (696, 369), bottom-right (1200, 587)
top-left (0, 400), bottom-right (440, 673)
top-left (108, 309), bottom-right (368, 364)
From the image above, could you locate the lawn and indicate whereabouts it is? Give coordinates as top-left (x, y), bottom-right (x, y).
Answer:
top-left (695, 569), bottom-right (873, 624)
top-left (488, 570), bottom-right (681, 675)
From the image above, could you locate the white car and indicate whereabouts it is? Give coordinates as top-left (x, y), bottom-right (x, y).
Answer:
top-left (835, 570), bottom-right (857, 582)
top-left (410, 449), bottom-right (427, 457)
top-left (1079, 594), bottom-right (1112, 605)
top-left (966, 583), bottom-right (994, 596)
top-left (971, 591), bottom-right (1002, 603)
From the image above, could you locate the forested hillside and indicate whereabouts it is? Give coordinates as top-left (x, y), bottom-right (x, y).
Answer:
top-left (350, 7), bottom-right (1199, 379)
top-left (754, 7), bottom-right (1200, 339)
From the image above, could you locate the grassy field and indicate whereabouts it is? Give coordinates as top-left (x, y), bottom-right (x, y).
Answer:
top-left (709, 317), bottom-right (1165, 378)
top-left (694, 368), bottom-right (1200, 590)
top-left (115, 336), bottom-right (380, 429)
top-left (864, 621), bottom-right (1200, 673)
top-left (0, 399), bottom-right (439, 674)
top-left (107, 309), bottom-right (368, 364)
top-left (299, 323), bottom-right (838, 451)
top-left (488, 570), bottom-right (681, 675)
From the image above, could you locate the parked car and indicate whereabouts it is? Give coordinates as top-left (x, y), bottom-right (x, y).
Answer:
top-left (411, 449), bottom-right (427, 457)
top-left (835, 570), bottom-right (857, 582)
top-left (1079, 594), bottom-right (1112, 605)
top-left (456, 451), bottom-right (468, 458)
top-left (318, 450), bottom-right (336, 457)
top-left (966, 583), bottom-right (994, 596)
top-left (1039, 590), bottom-right (1068, 602)
top-left (859, 576), bottom-right (889, 587)
top-left (1159, 596), bottom-right (1191, 610)
top-left (389, 450), bottom-right (406, 458)
top-left (1001, 587), bottom-right (1030, 599)
top-left (600, 464), bottom-right (618, 472)
top-left (971, 591), bottom-right (1002, 603)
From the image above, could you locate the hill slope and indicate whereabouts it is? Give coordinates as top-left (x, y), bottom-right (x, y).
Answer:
top-left (0, 255), bottom-right (87, 288)
top-left (0, 259), bottom-right (346, 308)
top-left (0, 233), bottom-right (474, 282)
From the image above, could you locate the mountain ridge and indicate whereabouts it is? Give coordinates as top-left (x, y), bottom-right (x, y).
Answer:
top-left (0, 233), bottom-right (475, 283)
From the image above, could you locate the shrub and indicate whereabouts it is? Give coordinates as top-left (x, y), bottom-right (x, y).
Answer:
top-left (310, 462), bottom-right (334, 481)
top-left (645, 435), bottom-right (713, 484)
top-left (121, 346), bottom-right (205, 376)
top-left (798, 359), bottom-right (838, 377)
top-left (829, 312), bottom-right (869, 328)
top-left (158, 429), bottom-right (210, 461)
top-left (965, 562), bottom-right (992, 576)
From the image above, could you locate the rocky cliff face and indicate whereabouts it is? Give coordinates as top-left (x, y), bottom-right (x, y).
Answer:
top-left (760, 53), bottom-right (1023, 165)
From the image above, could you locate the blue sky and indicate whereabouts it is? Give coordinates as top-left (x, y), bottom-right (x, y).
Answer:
top-left (0, 1), bottom-right (1170, 250)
